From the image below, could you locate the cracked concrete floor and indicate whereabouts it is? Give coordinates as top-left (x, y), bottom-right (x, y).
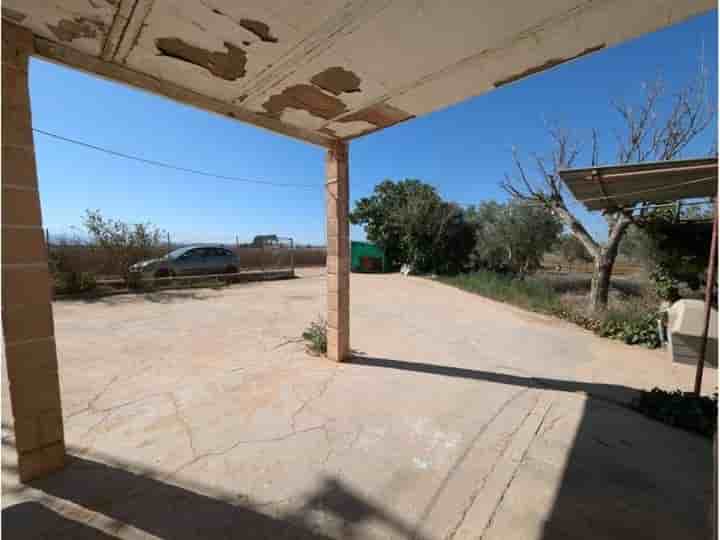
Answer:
top-left (2, 268), bottom-right (716, 539)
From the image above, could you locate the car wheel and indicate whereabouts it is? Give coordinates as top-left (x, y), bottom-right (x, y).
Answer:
top-left (154, 268), bottom-right (174, 287)
top-left (224, 265), bottom-right (237, 283)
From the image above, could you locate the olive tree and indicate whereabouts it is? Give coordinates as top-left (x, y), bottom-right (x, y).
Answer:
top-left (466, 201), bottom-right (562, 275)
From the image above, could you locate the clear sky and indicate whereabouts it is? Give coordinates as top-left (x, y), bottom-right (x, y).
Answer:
top-left (30, 11), bottom-right (717, 246)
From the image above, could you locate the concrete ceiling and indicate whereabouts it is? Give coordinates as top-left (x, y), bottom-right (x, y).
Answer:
top-left (3, 1), bottom-right (714, 147)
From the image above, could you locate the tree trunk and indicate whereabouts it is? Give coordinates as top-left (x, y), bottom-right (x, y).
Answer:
top-left (588, 213), bottom-right (631, 313)
top-left (549, 202), bottom-right (632, 314)
top-left (589, 250), bottom-right (615, 312)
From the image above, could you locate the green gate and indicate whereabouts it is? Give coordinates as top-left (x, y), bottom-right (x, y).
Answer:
top-left (350, 241), bottom-right (386, 273)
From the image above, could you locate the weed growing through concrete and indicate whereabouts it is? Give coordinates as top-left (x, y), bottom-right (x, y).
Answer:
top-left (302, 317), bottom-right (327, 355)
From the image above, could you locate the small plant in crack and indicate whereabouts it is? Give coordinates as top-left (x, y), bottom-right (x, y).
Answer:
top-left (302, 316), bottom-right (327, 356)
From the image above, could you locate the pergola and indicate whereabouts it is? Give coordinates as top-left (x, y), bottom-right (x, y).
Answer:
top-left (560, 157), bottom-right (718, 395)
top-left (2, 1), bottom-right (714, 482)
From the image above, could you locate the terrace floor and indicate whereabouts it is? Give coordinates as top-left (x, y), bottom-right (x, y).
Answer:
top-left (2, 268), bottom-right (715, 539)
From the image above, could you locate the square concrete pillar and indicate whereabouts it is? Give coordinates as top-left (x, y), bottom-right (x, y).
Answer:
top-left (2, 21), bottom-right (66, 481)
top-left (326, 142), bottom-right (350, 362)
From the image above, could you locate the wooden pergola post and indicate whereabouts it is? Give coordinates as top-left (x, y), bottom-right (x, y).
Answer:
top-left (325, 141), bottom-right (350, 362)
top-left (2, 21), bottom-right (66, 481)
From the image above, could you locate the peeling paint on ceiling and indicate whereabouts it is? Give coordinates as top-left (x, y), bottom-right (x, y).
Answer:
top-left (262, 84), bottom-right (347, 120)
top-left (155, 37), bottom-right (247, 81)
top-left (239, 19), bottom-right (278, 43)
top-left (338, 102), bottom-right (413, 128)
top-left (47, 17), bottom-right (105, 42)
top-left (5, 0), bottom-right (713, 144)
top-left (310, 67), bottom-right (362, 96)
top-left (493, 43), bottom-right (606, 88)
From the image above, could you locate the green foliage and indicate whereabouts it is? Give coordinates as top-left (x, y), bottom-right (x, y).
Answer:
top-left (465, 201), bottom-right (562, 275)
top-left (398, 200), bottom-right (475, 274)
top-left (618, 224), bottom-right (654, 262)
top-left (440, 271), bottom-right (662, 348)
top-left (56, 271), bottom-right (97, 295)
top-left (633, 388), bottom-right (717, 437)
top-left (350, 180), bottom-right (475, 274)
top-left (439, 271), bottom-right (562, 315)
top-left (302, 317), bottom-right (327, 355)
top-left (624, 208), bottom-right (713, 299)
top-left (648, 264), bottom-right (681, 302)
top-left (83, 209), bottom-right (164, 277)
top-left (597, 309), bottom-right (661, 348)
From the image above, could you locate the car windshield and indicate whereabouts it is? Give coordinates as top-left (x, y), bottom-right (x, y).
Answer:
top-left (165, 246), bottom-right (227, 260)
top-left (165, 246), bottom-right (197, 260)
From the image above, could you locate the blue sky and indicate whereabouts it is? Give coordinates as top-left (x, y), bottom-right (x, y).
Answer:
top-left (31, 11), bottom-right (717, 246)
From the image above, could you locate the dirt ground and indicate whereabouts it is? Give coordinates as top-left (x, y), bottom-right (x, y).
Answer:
top-left (2, 268), bottom-right (716, 539)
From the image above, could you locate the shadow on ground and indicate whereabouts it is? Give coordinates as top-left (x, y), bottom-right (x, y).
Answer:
top-left (76, 289), bottom-right (219, 306)
top-left (3, 356), bottom-right (713, 539)
top-left (348, 355), bottom-right (714, 540)
top-left (348, 355), bottom-right (639, 406)
top-left (2, 447), bottom-right (427, 540)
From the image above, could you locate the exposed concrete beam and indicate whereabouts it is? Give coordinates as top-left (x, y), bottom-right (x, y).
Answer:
top-left (114, 0), bottom-right (155, 63)
top-left (100, 0), bottom-right (137, 61)
top-left (33, 37), bottom-right (337, 149)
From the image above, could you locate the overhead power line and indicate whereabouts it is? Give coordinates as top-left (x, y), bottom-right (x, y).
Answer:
top-left (32, 128), bottom-right (320, 190)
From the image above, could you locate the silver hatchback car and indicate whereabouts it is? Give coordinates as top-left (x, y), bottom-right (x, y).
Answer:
top-left (129, 245), bottom-right (240, 280)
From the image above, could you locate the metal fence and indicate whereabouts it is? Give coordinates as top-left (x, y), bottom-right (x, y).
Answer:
top-left (47, 232), bottom-right (326, 295)
top-left (48, 236), bottom-right (324, 274)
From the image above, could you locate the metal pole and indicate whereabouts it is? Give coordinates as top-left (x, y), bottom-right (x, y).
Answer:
top-left (290, 237), bottom-right (295, 275)
top-left (694, 199), bottom-right (718, 396)
top-left (167, 231), bottom-right (171, 255)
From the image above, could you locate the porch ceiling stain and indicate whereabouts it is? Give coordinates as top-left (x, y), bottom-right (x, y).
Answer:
top-left (3, 1), bottom-right (714, 147)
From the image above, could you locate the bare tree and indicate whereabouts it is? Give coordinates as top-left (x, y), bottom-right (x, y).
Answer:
top-left (502, 66), bottom-right (714, 313)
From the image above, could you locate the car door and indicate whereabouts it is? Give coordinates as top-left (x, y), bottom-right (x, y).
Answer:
top-left (218, 248), bottom-right (237, 273)
top-left (197, 248), bottom-right (218, 275)
top-left (206, 248), bottom-right (225, 274)
top-left (174, 248), bottom-right (204, 276)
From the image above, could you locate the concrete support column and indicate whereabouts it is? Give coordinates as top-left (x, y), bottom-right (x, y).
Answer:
top-left (2, 21), bottom-right (66, 481)
top-left (325, 142), bottom-right (350, 362)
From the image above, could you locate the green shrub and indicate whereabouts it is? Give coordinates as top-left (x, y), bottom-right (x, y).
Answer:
top-left (57, 271), bottom-right (97, 295)
top-left (302, 317), bottom-right (327, 356)
top-left (649, 265), bottom-right (681, 302)
top-left (439, 271), bottom-right (562, 314)
top-left (598, 310), bottom-right (661, 348)
top-left (633, 388), bottom-right (717, 437)
top-left (440, 271), bottom-right (662, 348)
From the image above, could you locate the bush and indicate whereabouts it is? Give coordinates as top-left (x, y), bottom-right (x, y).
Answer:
top-left (349, 179), bottom-right (475, 274)
top-left (633, 388), bottom-right (717, 437)
top-left (440, 271), bottom-right (663, 348)
top-left (302, 317), bottom-right (327, 356)
top-left (83, 209), bottom-right (165, 277)
top-left (597, 309), bottom-right (661, 348)
top-left (439, 271), bottom-right (562, 314)
top-left (56, 271), bottom-right (97, 295)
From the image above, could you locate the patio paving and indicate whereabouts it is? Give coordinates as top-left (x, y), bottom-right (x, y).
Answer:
top-left (2, 268), bottom-right (715, 539)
